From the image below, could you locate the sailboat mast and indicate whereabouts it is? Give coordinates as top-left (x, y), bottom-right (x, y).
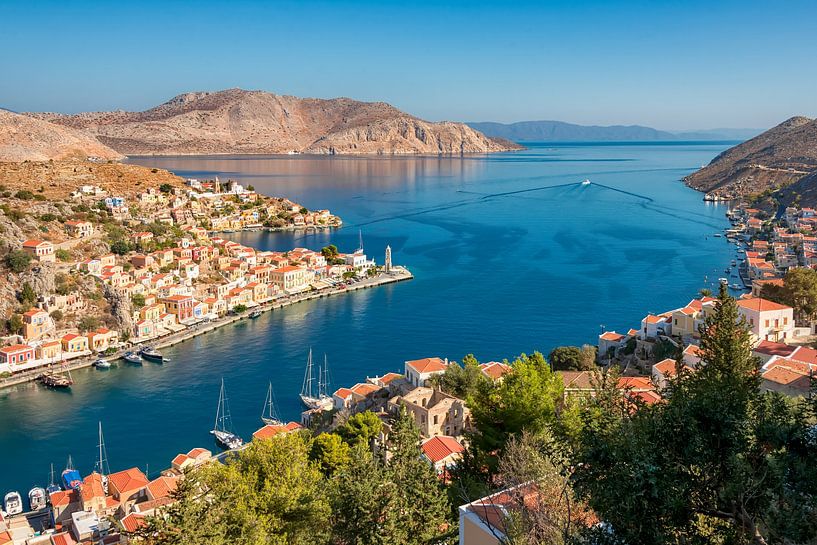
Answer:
top-left (214, 379), bottom-right (224, 431)
top-left (301, 349), bottom-right (314, 398)
top-left (97, 421), bottom-right (110, 477)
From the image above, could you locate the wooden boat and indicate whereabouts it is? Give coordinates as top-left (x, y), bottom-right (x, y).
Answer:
top-left (39, 371), bottom-right (73, 388)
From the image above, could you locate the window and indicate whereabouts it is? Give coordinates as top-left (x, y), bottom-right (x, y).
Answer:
top-left (765, 320), bottom-right (770, 328)
top-left (433, 415), bottom-right (438, 425)
top-left (784, 317), bottom-right (788, 325)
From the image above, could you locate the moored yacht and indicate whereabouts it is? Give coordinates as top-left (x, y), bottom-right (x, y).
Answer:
top-left (123, 351), bottom-right (142, 364)
top-left (139, 346), bottom-right (165, 362)
top-left (211, 379), bottom-right (244, 450)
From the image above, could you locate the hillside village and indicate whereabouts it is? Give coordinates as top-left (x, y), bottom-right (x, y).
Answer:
top-left (0, 171), bottom-right (369, 380)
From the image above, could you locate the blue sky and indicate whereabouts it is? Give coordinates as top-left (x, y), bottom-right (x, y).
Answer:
top-left (1, 0), bottom-right (815, 130)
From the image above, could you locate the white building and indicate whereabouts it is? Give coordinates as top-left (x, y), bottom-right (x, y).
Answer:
top-left (736, 298), bottom-right (795, 342)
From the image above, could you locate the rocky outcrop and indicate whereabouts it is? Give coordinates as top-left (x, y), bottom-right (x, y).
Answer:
top-left (103, 283), bottom-right (133, 334)
top-left (0, 109), bottom-right (122, 162)
top-left (30, 89), bottom-right (521, 156)
top-left (683, 116), bottom-right (817, 200)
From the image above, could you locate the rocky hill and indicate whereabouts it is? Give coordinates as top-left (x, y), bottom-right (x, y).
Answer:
top-left (683, 116), bottom-right (817, 201)
top-left (30, 89), bottom-right (521, 156)
top-left (0, 109), bottom-right (122, 161)
top-left (467, 120), bottom-right (677, 141)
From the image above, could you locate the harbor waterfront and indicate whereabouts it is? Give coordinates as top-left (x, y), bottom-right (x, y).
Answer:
top-left (0, 142), bottom-right (740, 499)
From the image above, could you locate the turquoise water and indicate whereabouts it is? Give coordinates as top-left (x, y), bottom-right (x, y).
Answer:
top-left (0, 143), bottom-right (741, 497)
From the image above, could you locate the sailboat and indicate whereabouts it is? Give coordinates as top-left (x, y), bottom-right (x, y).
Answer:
top-left (210, 379), bottom-right (244, 450)
top-left (95, 422), bottom-right (111, 494)
top-left (46, 464), bottom-right (60, 495)
top-left (261, 382), bottom-right (283, 426)
top-left (61, 455), bottom-right (81, 490)
top-left (299, 350), bottom-right (332, 409)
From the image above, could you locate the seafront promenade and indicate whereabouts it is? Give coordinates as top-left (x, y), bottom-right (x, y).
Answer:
top-left (0, 267), bottom-right (412, 390)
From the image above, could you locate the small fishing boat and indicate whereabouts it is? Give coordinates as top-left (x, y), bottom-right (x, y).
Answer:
top-left (139, 346), bottom-right (165, 362)
top-left (61, 456), bottom-right (82, 490)
top-left (4, 491), bottom-right (23, 516)
top-left (713, 233), bottom-right (722, 237)
top-left (94, 358), bottom-right (111, 369)
top-left (249, 309), bottom-right (262, 319)
top-left (123, 351), bottom-right (142, 364)
top-left (261, 382), bottom-right (283, 426)
top-left (28, 487), bottom-right (46, 511)
top-left (39, 371), bottom-right (73, 388)
top-left (211, 379), bottom-right (244, 450)
top-left (581, 179), bottom-right (591, 186)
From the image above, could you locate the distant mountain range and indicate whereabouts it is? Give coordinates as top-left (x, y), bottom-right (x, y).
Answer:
top-left (22, 89), bottom-right (521, 157)
top-left (465, 120), bottom-right (761, 142)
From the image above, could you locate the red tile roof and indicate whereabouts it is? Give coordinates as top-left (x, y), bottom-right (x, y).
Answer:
top-left (762, 365), bottom-right (811, 388)
top-left (108, 467), bottom-right (149, 496)
top-left (789, 346), bottom-right (817, 366)
top-left (754, 340), bottom-right (797, 358)
top-left (405, 357), bottom-right (447, 374)
top-left (120, 513), bottom-right (146, 533)
top-left (421, 435), bottom-right (465, 464)
top-left (80, 472), bottom-right (106, 502)
top-left (480, 361), bottom-right (512, 380)
top-left (51, 531), bottom-right (77, 545)
top-left (653, 358), bottom-right (694, 377)
top-left (49, 489), bottom-right (78, 508)
top-left (252, 422), bottom-right (303, 441)
top-left (736, 298), bottom-right (792, 312)
top-left (146, 475), bottom-right (178, 500)
top-left (599, 331), bottom-right (625, 342)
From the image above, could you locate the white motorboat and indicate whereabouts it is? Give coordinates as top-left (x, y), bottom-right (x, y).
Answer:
top-left (4, 491), bottom-right (23, 516)
top-left (28, 487), bottom-right (46, 511)
top-left (94, 358), bottom-right (111, 369)
top-left (123, 351), bottom-right (142, 364)
top-left (581, 179), bottom-right (591, 186)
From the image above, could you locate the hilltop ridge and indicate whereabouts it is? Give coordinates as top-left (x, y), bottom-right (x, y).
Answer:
top-left (683, 116), bottom-right (817, 204)
top-left (29, 89), bottom-right (521, 156)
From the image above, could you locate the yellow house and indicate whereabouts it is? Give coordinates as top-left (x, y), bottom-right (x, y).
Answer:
top-left (671, 306), bottom-right (699, 338)
top-left (140, 303), bottom-right (165, 322)
top-left (61, 334), bottom-right (89, 353)
top-left (36, 340), bottom-right (62, 361)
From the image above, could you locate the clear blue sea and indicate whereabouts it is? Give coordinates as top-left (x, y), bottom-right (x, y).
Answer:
top-left (0, 142), bottom-right (742, 498)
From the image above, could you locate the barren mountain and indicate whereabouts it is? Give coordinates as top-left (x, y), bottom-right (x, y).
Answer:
top-left (0, 109), bottom-right (122, 162)
top-left (31, 89), bottom-right (521, 156)
top-left (683, 116), bottom-right (817, 200)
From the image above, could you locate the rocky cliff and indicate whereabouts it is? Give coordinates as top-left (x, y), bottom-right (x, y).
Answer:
top-left (30, 89), bottom-right (521, 156)
top-left (683, 116), bottom-right (817, 200)
top-left (0, 109), bottom-right (122, 162)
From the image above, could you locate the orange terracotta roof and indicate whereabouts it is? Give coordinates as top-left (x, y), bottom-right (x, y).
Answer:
top-left (22, 239), bottom-right (49, 247)
top-left (108, 467), bottom-right (149, 496)
top-left (644, 314), bottom-right (667, 324)
top-left (351, 383), bottom-right (381, 396)
top-left (421, 435), bottom-right (465, 464)
top-left (187, 447), bottom-right (210, 459)
top-left (683, 344), bottom-right (702, 356)
top-left (333, 387), bottom-right (354, 399)
top-left (49, 489), bottom-right (78, 508)
top-left (480, 361), bottom-right (512, 380)
top-left (51, 532), bottom-right (76, 545)
top-left (171, 453), bottom-right (190, 467)
top-left (789, 346), bottom-right (817, 366)
top-left (653, 358), bottom-right (694, 377)
top-left (736, 298), bottom-right (792, 312)
top-left (599, 331), bottom-right (625, 342)
top-left (120, 513), bottom-right (146, 533)
top-left (375, 372), bottom-right (403, 385)
top-left (405, 357), bottom-right (447, 374)
top-left (146, 476), bottom-right (178, 500)
top-left (23, 308), bottom-right (46, 317)
top-left (0, 533), bottom-right (10, 545)
top-left (762, 365), bottom-right (811, 387)
top-left (252, 422), bottom-right (303, 441)
top-left (0, 344), bottom-right (32, 354)
top-left (617, 376), bottom-right (655, 391)
top-left (80, 472), bottom-right (106, 502)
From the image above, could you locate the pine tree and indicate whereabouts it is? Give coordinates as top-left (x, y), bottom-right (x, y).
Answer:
top-left (386, 407), bottom-right (451, 545)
